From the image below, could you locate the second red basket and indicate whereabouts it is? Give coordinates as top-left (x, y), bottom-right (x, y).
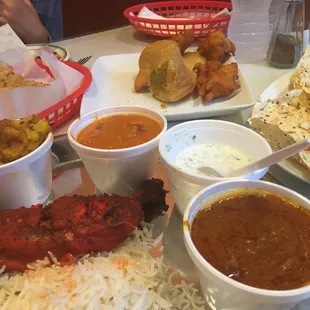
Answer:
top-left (124, 1), bottom-right (232, 38)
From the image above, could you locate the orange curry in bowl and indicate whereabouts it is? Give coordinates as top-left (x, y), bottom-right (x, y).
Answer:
top-left (76, 113), bottom-right (163, 149)
top-left (191, 190), bottom-right (310, 291)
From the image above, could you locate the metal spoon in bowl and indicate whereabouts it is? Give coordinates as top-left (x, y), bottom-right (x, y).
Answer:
top-left (198, 139), bottom-right (310, 178)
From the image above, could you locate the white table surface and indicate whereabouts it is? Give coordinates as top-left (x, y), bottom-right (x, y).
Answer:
top-left (55, 26), bottom-right (307, 194)
top-left (55, 26), bottom-right (291, 126)
top-left (53, 26), bottom-right (310, 310)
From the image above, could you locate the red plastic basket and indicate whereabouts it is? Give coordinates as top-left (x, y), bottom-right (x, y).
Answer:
top-left (124, 1), bottom-right (232, 38)
top-left (38, 61), bottom-right (92, 130)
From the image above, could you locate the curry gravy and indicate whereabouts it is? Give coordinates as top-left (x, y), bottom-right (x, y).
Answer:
top-left (191, 190), bottom-right (310, 290)
top-left (76, 113), bottom-right (162, 149)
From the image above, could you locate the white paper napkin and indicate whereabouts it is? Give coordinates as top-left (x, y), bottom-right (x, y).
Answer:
top-left (0, 23), bottom-right (24, 53)
top-left (137, 6), bottom-right (189, 20)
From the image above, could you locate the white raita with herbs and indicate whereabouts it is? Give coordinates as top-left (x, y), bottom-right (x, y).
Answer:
top-left (175, 143), bottom-right (251, 177)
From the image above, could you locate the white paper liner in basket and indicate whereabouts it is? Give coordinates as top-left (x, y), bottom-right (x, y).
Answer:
top-left (0, 24), bottom-right (84, 119)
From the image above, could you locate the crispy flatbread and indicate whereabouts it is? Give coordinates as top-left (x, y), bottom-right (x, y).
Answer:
top-left (290, 46), bottom-right (310, 95)
top-left (0, 63), bottom-right (49, 89)
top-left (248, 89), bottom-right (310, 171)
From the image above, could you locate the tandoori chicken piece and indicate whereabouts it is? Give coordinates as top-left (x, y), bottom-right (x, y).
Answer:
top-left (0, 179), bottom-right (168, 272)
top-left (194, 61), bottom-right (240, 102)
top-left (197, 31), bottom-right (236, 63)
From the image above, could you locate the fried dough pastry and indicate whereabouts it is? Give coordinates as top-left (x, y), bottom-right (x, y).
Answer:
top-left (195, 61), bottom-right (240, 102)
top-left (197, 31), bottom-right (236, 63)
top-left (148, 56), bottom-right (196, 103)
top-left (134, 31), bottom-right (194, 93)
top-left (135, 40), bottom-right (180, 92)
top-left (0, 63), bottom-right (48, 89)
top-left (171, 30), bottom-right (194, 54)
top-left (182, 52), bottom-right (207, 71)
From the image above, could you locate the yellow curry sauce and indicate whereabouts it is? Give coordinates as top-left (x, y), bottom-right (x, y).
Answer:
top-left (191, 190), bottom-right (310, 290)
top-left (76, 113), bottom-right (162, 149)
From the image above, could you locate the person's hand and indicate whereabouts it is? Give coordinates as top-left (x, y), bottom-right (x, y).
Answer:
top-left (0, 0), bottom-right (49, 43)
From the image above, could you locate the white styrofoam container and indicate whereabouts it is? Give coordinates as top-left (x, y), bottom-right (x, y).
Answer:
top-left (184, 180), bottom-right (310, 310)
top-left (158, 120), bottom-right (272, 214)
top-left (0, 133), bottom-right (53, 210)
top-left (68, 106), bottom-right (167, 196)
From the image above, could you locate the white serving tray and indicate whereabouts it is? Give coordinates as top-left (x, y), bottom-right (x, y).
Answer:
top-left (81, 53), bottom-right (255, 121)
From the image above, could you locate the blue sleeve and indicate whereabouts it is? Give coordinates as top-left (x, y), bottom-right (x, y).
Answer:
top-left (31, 0), bottom-right (63, 42)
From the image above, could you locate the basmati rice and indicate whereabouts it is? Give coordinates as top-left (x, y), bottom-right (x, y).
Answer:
top-left (0, 226), bottom-right (205, 310)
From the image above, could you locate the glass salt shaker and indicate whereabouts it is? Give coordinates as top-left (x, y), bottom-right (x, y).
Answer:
top-left (267, 0), bottom-right (305, 68)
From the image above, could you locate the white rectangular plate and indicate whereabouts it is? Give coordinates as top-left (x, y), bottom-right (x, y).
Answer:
top-left (81, 53), bottom-right (255, 121)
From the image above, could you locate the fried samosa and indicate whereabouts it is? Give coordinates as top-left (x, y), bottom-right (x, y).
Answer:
top-left (135, 40), bottom-right (196, 102)
top-left (135, 31), bottom-right (196, 102)
top-left (148, 55), bottom-right (196, 103)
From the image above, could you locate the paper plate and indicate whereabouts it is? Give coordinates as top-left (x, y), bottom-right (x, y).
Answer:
top-left (256, 71), bottom-right (310, 184)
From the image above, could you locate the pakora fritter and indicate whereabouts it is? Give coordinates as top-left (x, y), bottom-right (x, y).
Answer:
top-left (194, 61), bottom-right (240, 102)
top-left (197, 31), bottom-right (236, 63)
top-left (0, 115), bottom-right (50, 165)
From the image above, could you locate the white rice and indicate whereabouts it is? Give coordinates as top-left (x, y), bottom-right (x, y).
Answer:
top-left (0, 226), bottom-right (205, 310)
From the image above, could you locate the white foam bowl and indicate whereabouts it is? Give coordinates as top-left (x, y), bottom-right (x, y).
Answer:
top-left (68, 106), bottom-right (167, 196)
top-left (159, 120), bottom-right (272, 214)
top-left (184, 180), bottom-right (310, 310)
top-left (0, 133), bottom-right (53, 210)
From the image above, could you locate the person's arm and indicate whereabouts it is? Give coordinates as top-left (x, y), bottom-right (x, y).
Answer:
top-left (0, 0), bottom-right (49, 44)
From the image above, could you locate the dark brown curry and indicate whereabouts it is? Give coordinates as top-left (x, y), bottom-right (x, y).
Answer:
top-left (191, 190), bottom-right (310, 290)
